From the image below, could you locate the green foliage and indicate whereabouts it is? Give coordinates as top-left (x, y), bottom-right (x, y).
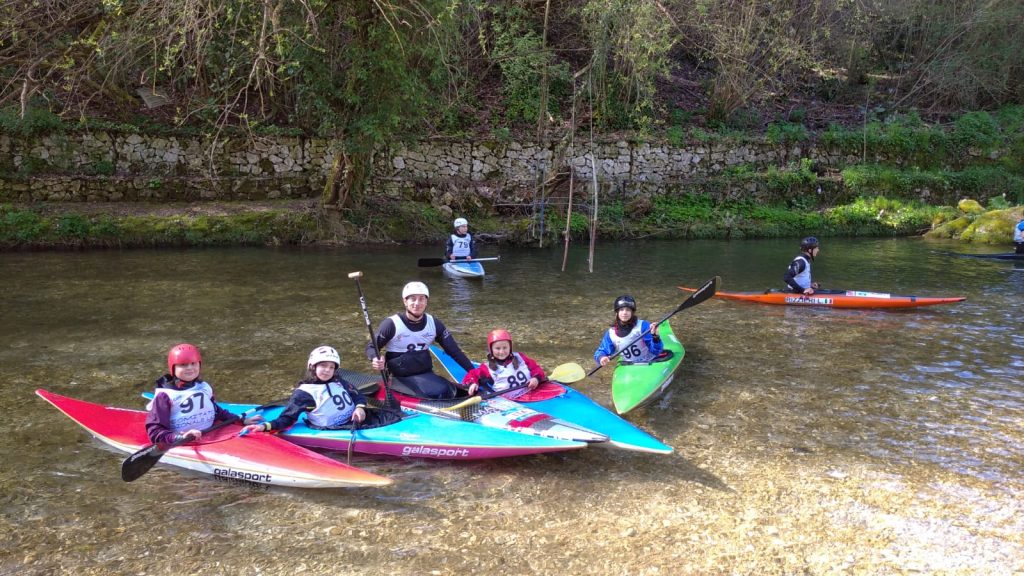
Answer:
top-left (489, 5), bottom-right (569, 124)
top-left (766, 122), bottom-right (809, 145)
top-left (0, 106), bottom-right (66, 136)
top-left (842, 164), bottom-right (1024, 201)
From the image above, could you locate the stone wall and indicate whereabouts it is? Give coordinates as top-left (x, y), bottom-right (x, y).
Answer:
top-left (0, 130), bottom-right (951, 204)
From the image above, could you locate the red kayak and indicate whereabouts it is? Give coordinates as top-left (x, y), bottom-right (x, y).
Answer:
top-left (678, 286), bottom-right (966, 309)
top-left (37, 389), bottom-right (392, 489)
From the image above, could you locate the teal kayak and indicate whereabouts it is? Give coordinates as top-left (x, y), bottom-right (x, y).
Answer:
top-left (430, 345), bottom-right (673, 454)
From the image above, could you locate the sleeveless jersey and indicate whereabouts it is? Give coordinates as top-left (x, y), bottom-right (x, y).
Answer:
top-left (384, 313), bottom-right (437, 354)
top-left (608, 323), bottom-right (656, 363)
top-left (489, 353), bottom-right (532, 398)
top-left (1014, 220), bottom-right (1024, 243)
top-left (297, 382), bottom-right (357, 427)
top-left (148, 381), bottom-right (216, 432)
top-left (790, 255), bottom-right (813, 289)
top-left (450, 233), bottom-right (472, 258)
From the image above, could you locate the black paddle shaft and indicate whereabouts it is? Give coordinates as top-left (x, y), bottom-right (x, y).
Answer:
top-left (348, 271), bottom-right (394, 392)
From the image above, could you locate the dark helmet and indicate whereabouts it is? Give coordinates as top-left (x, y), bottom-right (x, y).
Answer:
top-left (800, 236), bottom-right (820, 250)
top-left (613, 295), bottom-right (637, 311)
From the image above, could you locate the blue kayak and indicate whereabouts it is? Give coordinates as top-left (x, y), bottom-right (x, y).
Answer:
top-left (430, 345), bottom-right (673, 454)
top-left (141, 392), bottom-right (584, 460)
top-left (443, 260), bottom-right (485, 278)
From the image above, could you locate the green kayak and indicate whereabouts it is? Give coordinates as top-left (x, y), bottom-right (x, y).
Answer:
top-left (611, 321), bottom-right (685, 414)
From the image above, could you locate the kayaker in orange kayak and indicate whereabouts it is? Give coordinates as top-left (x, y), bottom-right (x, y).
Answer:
top-left (783, 236), bottom-right (821, 295)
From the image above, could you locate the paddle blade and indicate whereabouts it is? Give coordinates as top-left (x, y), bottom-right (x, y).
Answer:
top-left (549, 362), bottom-right (586, 383)
top-left (417, 258), bottom-right (446, 267)
top-left (120, 444), bottom-right (165, 482)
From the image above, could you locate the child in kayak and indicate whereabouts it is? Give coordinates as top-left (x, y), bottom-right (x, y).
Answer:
top-left (461, 329), bottom-right (545, 399)
top-left (446, 217), bottom-right (478, 261)
top-left (783, 236), bottom-right (821, 294)
top-left (145, 343), bottom-right (240, 445)
top-left (594, 296), bottom-right (663, 367)
top-left (241, 345), bottom-right (367, 434)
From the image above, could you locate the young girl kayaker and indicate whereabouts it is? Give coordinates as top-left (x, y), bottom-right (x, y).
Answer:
top-left (145, 343), bottom-right (240, 444)
top-left (241, 345), bottom-right (367, 434)
top-left (593, 296), bottom-right (663, 367)
top-left (461, 329), bottom-right (545, 399)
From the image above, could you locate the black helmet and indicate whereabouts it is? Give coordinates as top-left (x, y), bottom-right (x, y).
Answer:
top-left (613, 295), bottom-right (637, 311)
top-left (800, 236), bottom-right (820, 250)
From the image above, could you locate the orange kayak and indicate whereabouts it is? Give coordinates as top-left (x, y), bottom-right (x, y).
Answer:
top-left (678, 286), bottom-right (965, 309)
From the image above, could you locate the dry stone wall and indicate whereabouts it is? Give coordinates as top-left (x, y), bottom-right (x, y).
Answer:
top-left (0, 131), bottom-right (885, 204)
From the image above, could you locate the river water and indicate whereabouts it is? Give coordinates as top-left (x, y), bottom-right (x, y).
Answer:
top-left (1, 238), bottom-right (1021, 575)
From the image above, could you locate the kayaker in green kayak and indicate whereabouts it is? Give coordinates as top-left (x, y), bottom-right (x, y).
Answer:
top-left (783, 236), bottom-right (821, 295)
top-left (594, 296), bottom-right (664, 367)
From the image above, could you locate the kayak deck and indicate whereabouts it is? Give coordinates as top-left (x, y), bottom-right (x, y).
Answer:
top-left (611, 321), bottom-right (685, 415)
top-left (430, 345), bottom-right (673, 454)
top-left (679, 286), bottom-right (966, 309)
top-left (443, 260), bottom-right (485, 277)
top-left (37, 389), bottom-right (391, 488)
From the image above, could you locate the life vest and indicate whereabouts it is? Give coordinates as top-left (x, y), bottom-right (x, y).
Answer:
top-left (148, 381), bottom-right (216, 432)
top-left (450, 233), bottom-right (472, 258)
top-left (297, 382), bottom-right (357, 427)
top-left (607, 323), bottom-right (655, 363)
top-left (489, 353), bottom-right (532, 399)
top-left (384, 314), bottom-right (437, 354)
top-left (790, 254), bottom-right (813, 289)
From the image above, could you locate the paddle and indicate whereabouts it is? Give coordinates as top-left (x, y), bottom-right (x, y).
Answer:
top-left (348, 271), bottom-right (402, 419)
top-left (587, 275), bottom-right (720, 378)
top-left (417, 257), bottom-right (500, 267)
top-left (440, 361), bottom-right (588, 411)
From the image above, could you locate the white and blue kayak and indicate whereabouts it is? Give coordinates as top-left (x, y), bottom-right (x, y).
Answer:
top-left (430, 346), bottom-right (673, 454)
top-left (141, 392), bottom-right (584, 460)
top-left (443, 260), bottom-right (485, 278)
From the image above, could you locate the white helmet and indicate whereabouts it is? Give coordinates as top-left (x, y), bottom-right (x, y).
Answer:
top-left (453, 217), bottom-right (468, 228)
top-left (402, 281), bottom-right (430, 299)
top-left (307, 345), bottom-right (340, 369)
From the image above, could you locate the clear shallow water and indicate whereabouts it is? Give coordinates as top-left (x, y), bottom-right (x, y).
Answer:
top-left (1, 238), bottom-right (1022, 574)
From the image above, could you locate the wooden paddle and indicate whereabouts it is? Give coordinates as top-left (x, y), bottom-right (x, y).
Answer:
top-left (587, 275), bottom-right (720, 378)
top-left (439, 361), bottom-right (587, 412)
top-left (417, 257), bottom-right (500, 267)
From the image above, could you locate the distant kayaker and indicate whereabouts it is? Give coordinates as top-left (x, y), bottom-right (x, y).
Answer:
top-left (240, 345), bottom-right (368, 435)
top-left (783, 236), bottom-right (821, 295)
top-left (145, 343), bottom-right (240, 445)
top-left (594, 295), bottom-right (663, 367)
top-left (1014, 217), bottom-right (1024, 254)
top-left (446, 217), bottom-right (478, 261)
top-left (461, 329), bottom-right (546, 399)
top-left (366, 281), bottom-right (475, 399)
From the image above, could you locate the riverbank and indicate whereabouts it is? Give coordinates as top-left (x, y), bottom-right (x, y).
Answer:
top-left (0, 195), bottom-right (971, 250)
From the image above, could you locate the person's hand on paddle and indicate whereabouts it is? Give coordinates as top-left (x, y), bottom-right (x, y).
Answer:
top-left (526, 376), bottom-right (540, 391)
top-left (176, 429), bottom-right (202, 442)
top-left (598, 355), bottom-right (611, 367)
top-left (351, 406), bottom-right (366, 424)
top-left (240, 422), bottom-right (270, 435)
top-left (371, 356), bottom-right (385, 371)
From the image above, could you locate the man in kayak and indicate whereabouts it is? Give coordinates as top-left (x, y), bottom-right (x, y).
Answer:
top-left (366, 281), bottom-right (476, 399)
top-left (446, 217), bottom-right (478, 261)
top-left (1014, 217), bottom-right (1024, 254)
top-left (594, 295), bottom-right (663, 367)
top-left (783, 236), bottom-right (821, 295)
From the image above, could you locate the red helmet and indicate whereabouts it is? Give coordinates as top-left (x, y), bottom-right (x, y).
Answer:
top-left (167, 343), bottom-right (202, 374)
top-left (487, 329), bottom-right (513, 354)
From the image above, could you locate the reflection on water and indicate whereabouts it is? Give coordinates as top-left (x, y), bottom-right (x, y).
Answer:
top-left (2, 237), bottom-right (1022, 574)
